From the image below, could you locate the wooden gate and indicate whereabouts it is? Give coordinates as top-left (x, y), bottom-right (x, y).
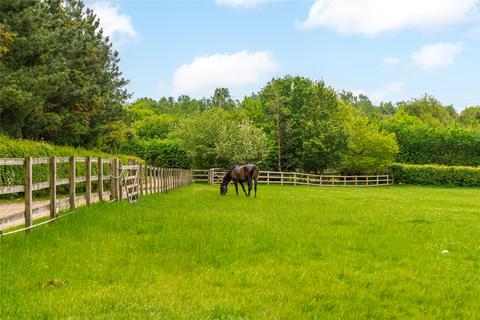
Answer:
top-left (120, 163), bottom-right (140, 203)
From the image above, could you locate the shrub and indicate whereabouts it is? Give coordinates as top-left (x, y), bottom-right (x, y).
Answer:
top-left (0, 135), bottom-right (142, 197)
top-left (390, 163), bottom-right (480, 186)
top-left (142, 139), bottom-right (190, 168)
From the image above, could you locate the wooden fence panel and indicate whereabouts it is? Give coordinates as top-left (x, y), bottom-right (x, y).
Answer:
top-left (192, 169), bottom-right (393, 187)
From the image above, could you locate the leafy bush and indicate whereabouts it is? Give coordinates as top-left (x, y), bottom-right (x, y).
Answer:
top-left (339, 111), bottom-right (399, 174)
top-left (390, 163), bottom-right (480, 186)
top-left (382, 112), bottom-right (480, 166)
top-left (171, 108), bottom-right (269, 169)
top-left (142, 139), bottom-right (190, 168)
top-left (0, 135), bottom-right (142, 197)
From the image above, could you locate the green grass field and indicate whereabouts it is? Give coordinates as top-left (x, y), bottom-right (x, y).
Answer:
top-left (1, 184), bottom-right (480, 319)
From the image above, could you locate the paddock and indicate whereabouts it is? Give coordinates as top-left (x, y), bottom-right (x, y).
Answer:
top-left (1, 184), bottom-right (479, 319)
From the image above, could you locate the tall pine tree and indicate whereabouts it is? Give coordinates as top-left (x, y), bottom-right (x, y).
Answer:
top-left (0, 0), bottom-right (129, 150)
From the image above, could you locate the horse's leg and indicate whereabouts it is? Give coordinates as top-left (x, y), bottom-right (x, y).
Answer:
top-left (254, 178), bottom-right (257, 198)
top-left (234, 182), bottom-right (239, 196)
top-left (247, 176), bottom-right (253, 197)
top-left (240, 182), bottom-right (247, 196)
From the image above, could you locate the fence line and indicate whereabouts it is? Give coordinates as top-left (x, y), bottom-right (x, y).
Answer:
top-left (0, 157), bottom-right (192, 233)
top-left (192, 169), bottom-right (393, 187)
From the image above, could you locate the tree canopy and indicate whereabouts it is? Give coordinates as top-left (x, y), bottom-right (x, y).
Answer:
top-left (0, 0), bottom-right (129, 149)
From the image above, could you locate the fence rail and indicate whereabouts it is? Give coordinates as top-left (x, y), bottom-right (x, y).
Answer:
top-left (0, 157), bottom-right (192, 233)
top-left (192, 169), bottom-right (393, 187)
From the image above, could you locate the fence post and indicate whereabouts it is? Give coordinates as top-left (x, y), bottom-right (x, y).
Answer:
top-left (143, 166), bottom-right (147, 195)
top-left (139, 164), bottom-right (143, 196)
top-left (376, 175), bottom-right (379, 186)
top-left (69, 156), bottom-right (76, 209)
top-left (109, 158), bottom-right (116, 201)
top-left (24, 156), bottom-right (33, 231)
top-left (366, 176), bottom-right (369, 186)
top-left (208, 169), bottom-right (211, 186)
top-left (281, 172), bottom-right (284, 186)
top-left (116, 159), bottom-right (122, 202)
top-left (160, 168), bottom-right (163, 193)
top-left (267, 171), bottom-right (270, 185)
top-left (294, 173), bottom-right (297, 186)
top-left (86, 156), bottom-right (91, 207)
top-left (165, 169), bottom-right (168, 192)
top-left (149, 167), bottom-right (153, 194)
top-left (157, 168), bottom-right (162, 193)
top-left (174, 170), bottom-right (177, 188)
top-left (343, 176), bottom-right (346, 186)
top-left (50, 156), bottom-right (57, 219)
top-left (98, 158), bottom-right (104, 202)
top-left (144, 165), bottom-right (149, 195)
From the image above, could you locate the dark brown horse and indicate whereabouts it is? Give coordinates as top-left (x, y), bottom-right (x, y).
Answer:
top-left (220, 164), bottom-right (260, 197)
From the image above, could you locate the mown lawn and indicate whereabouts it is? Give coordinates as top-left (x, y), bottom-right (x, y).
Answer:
top-left (1, 184), bottom-right (480, 319)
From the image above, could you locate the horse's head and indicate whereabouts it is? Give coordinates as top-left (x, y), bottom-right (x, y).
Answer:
top-left (220, 183), bottom-right (228, 196)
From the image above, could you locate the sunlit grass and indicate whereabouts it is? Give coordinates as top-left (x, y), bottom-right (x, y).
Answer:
top-left (1, 184), bottom-right (480, 319)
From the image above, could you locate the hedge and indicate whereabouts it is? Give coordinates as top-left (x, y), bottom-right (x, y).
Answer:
top-left (120, 138), bottom-right (191, 169)
top-left (0, 135), bottom-right (142, 197)
top-left (390, 163), bottom-right (480, 187)
top-left (142, 139), bottom-right (191, 169)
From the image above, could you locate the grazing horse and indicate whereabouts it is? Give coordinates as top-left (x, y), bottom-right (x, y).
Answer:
top-left (220, 164), bottom-right (260, 197)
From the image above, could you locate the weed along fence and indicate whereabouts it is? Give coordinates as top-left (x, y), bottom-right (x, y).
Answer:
top-left (0, 157), bottom-right (192, 234)
top-left (192, 169), bottom-right (393, 187)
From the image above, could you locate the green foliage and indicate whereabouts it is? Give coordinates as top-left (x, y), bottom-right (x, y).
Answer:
top-left (390, 163), bottom-right (480, 186)
top-left (171, 108), bottom-right (269, 169)
top-left (2, 185), bottom-right (480, 318)
top-left (0, 0), bottom-right (129, 150)
top-left (142, 139), bottom-right (190, 168)
top-left (211, 87), bottom-right (236, 110)
top-left (339, 110), bottom-right (399, 174)
top-left (257, 76), bottom-right (349, 172)
top-left (0, 135), bottom-right (141, 196)
top-left (397, 95), bottom-right (457, 126)
top-left (214, 121), bottom-right (269, 168)
top-left (132, 114), bottom-right (176, 140)
top-left (382, 111), bottom-right (480, 166)
top-left (459, 106), bottom-right (480, 127)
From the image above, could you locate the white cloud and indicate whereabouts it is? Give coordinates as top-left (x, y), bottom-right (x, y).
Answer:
top-left (298, 0), bottom-right (478, 36)
top-left (215, 0), bottom-right (278, 9)
top-left (172, 51), bottom-right (277, 96)
top-left (371, 82), bottom-right (403, 103)
top-left (89, 1), bottom-right (137, 44)
top-left (383, 57), bottom-right (401, 67)
top-left (412, 42), bottom-right (463, 71)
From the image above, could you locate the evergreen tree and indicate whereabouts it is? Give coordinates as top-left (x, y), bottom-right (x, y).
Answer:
top-left (0, 0), bottom-right (129, 150)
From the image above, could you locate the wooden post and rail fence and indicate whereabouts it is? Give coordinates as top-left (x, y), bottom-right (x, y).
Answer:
top-left (192, 169), bottom-right (393, 187)
top-left (0, 157), bottom-right (192, 233)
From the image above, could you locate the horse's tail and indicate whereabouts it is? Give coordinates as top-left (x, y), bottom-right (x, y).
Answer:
top-left (253, 166), bottom-right (259, 183)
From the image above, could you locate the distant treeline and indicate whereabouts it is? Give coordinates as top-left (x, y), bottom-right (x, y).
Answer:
top-left (118, 80), bottom-right (480, 173)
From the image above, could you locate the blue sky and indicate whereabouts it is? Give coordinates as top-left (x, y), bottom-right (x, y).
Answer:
top-left (87, 0), bottom-right (480, 110)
